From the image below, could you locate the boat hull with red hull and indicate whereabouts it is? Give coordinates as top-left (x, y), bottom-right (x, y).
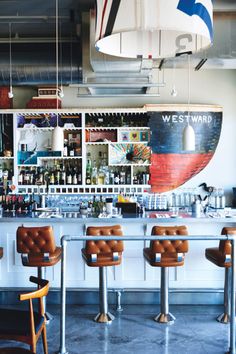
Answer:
top-left (146, 105), bottom-right (223, 193)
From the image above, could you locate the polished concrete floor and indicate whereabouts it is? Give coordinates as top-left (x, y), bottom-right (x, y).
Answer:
top-left (0, 304), bottom-right (232, 354)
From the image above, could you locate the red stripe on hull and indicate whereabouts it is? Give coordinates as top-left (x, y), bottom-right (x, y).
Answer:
top-left (150, 153), bottom-right (214, 193)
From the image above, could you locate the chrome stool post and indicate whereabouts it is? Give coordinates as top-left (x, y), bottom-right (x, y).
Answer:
top-left (154, 268), bottom-right (175, 324)
top-left (217, 267), bottom-right (231, 323)
top-left (94, 267), bottom-right (114, 323)
top-left (39, 267), bottom-right (53, 324)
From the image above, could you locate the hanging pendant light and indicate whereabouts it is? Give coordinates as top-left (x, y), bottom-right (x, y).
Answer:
top-left (182, 55), bottom-right (195, 151)
top-left (8, 23), bottom-right (14, 99)
top-left (95, 0), bottom-right (213, 59)
top-left (52, 0), bottom-right (64, 153)
top-left (170, 62), bottom-right (177, 97)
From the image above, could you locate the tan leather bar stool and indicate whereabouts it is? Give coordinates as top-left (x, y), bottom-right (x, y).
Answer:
top-left (0, 247), bottom-right (3, 259)
top-left (143, 225), bottom-right (189, 324)
top-left (81, 225), bottom-right (124, 323)
top-left (16, 225), bottom-right (61, 323)
top-left (205, 227), bottom-right (235, 323)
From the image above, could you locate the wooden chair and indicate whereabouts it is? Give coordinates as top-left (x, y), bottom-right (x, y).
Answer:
top-left (0, 276), bottom-right (49, 354)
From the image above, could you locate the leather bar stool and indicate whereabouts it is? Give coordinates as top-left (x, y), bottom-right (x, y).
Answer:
top-left (205, 227), bottom-right (235, 323)
top-left (0, 247), bottom-right (3, 259)
top-left (81, 225), bottom-right (124, 323)
top-left (143, 225), bottom-right (189, 324)
top-left (16, 225), bottom-right (61, 323)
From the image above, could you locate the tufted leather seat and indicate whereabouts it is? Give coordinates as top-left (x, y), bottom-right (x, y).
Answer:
top-left (81, 225), bottom-right (124, 323)
top-left (143, 225), bottom-right (189, 324)
top-left (205, 227), bottom-right (235, 323)
top-left (144, 225), bottom-right (189, 267)
top-left (82, 225), bottom-right (124, 267)
top-left (17, 226), bottom-right (61, 267)
top-left (16, 225), bottom-right (61, 324)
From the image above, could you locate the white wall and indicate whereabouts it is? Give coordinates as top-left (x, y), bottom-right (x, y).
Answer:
top-left (13, 69), bottom-right (236, 203)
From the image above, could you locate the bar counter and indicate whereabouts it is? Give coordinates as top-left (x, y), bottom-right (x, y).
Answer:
top-left (1, 210), bottom-right (236, 290)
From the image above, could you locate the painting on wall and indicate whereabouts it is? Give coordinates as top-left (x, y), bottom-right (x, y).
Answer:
top-left (109, 143), bottom-right (151, 165)
top-left (146, 105), bottom-right (223, 193)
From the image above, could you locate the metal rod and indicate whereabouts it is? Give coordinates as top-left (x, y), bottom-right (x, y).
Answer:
top-left (62, 235), bottom-right (229, 242)
top-left (99, 267), bottom-right (108, 314)
top-left (58, 233), bottom-right (235, 354)
top-left (229, 238), bottom-right (236, 354)
top-left (161, 268), bottom-right (169, 315)
top-left (58, 236), bottom-right (68, 354)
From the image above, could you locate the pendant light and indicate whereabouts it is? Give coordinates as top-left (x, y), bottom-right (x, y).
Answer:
top-left (170, 62), bottom-right (177, 97)
top-left (8, 23), bottom-right (13, 99)
top-left (95, 0), bottom-right (213, 59)
top-left (182, 55), bottom-right (195, 151)
top-left (58, 20), bottom-right (64, 99)
top-left (52, 0), bottom-right (64, 152)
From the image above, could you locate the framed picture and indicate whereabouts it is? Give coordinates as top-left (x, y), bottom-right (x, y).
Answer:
top-left (129, 131), bottom-right (139, 142)
top-left (120, 131), bottom-right (129, 142)
top-left (109, 143), bottom-right (151, 165)
top-left (140, 131), bottom-right (149, 141)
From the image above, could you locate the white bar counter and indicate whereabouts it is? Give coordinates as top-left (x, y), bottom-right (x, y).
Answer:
top-left (0, 210), bottom-right (235, 289)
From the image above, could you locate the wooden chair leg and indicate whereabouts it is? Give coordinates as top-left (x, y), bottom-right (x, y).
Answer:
top-left (30, 342), bottom-right (36, 353)
top-left (42, 326), bottom-right (48, 354)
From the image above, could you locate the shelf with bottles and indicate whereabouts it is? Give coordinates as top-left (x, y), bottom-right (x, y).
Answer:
top-left (17, 158), bottom-right (82, 186)
top-left (63, 130), bottom-right (82, 157)
top-left (85, 112), bottom-right (149, 128)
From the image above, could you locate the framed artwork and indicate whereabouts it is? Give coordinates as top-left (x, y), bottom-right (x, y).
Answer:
top-left (109, 143), bottom-right (151, 165)
top-left (129, 131), bottom-right (139, 142)
top-left (120, 131), bottom-right (129, 142)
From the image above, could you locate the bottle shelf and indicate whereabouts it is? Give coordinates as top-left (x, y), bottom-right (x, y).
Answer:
top-left (17, 184), bottom-right (150, 195)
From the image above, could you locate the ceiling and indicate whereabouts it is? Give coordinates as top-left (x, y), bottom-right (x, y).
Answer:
top-left (0, 0), bottom-right (235, 89)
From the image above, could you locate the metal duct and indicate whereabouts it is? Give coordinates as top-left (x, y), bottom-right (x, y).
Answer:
top-left (0, 42), bottom-right (82, 85)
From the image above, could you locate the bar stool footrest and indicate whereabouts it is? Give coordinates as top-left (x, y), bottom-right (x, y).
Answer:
top-left (94, 312), bottom-right (115, 323)
top-left (154, 312), bottom-right (176, 324)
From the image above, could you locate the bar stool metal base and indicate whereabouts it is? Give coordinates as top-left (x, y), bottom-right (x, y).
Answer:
top-left (96, 267), bottom-right (115, 323)
top-left (45, 311), bottom-right (54, 325)
top-left (217, 312), bottom-right (230, 324)
top-left (154, 312), bottom-right (176, 324)
top-left (216, 267), bottom-right (231, 324)
top-left (94, 312), bottom-right (115, 323)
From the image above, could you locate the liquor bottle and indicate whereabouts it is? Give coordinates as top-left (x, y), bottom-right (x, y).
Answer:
top-left (60, 165), bottom-right (66, 185)
top-left (86, 154), bottom-right (92, 185)
top-left (126, 168), bottom-right (131, 185)
top-left (97, 165), bottom-right (105, 185)
top-left (18, 168), bottom-right (25, 185)
top-left (72, 167), bottom-right (78, 185)
top-left (120, 167), bottom-right (126, 185)
top-left (66, 164), bottom-right (72, 185)
top-left (63, 139), bottom-right (68, 157)
top-left (114, 169), bottom-right (120, 185)
top-left (91, 160), bottom-right (98, 185)
top-left (109, 168), bottom-right (114, 185)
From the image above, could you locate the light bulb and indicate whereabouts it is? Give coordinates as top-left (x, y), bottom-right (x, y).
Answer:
top-left (171, 86), bottom-right (177, 97)
top-left (8, 88), bottom-right (14, 98)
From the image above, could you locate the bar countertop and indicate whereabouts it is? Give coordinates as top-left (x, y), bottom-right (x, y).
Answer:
top-left (0, 209), bottom-right (235, 223)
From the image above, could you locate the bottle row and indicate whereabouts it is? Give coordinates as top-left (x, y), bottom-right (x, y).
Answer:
top-left (18, 160), bottom-right (82, 186)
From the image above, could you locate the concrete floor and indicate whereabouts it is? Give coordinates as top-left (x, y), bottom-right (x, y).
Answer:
top-left (0, 304), bottom-right (231, 354)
